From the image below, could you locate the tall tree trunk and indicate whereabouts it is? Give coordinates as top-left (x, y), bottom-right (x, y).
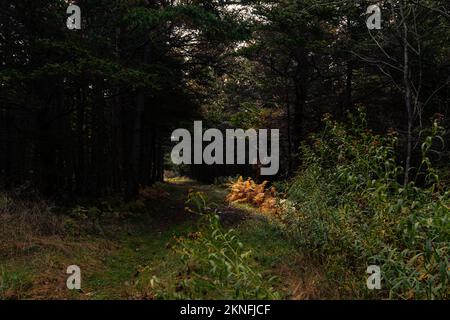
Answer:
top-left (75, 87), bottom-right (86, 194)
top-left (93, 85), bottom-right (106, 195)
top-left (402, 8), bottom-right (413, 186)
top-left (285, 89), bottom-right (293, 176)
top-left (293, 81), bottom-right (306, 148)
top-left (126, 42), bottom-right (150, 198)
top-left (345, 59), bottom-right (353, 112)
top-left (112, 26), bottom-right (122, 193)
top-left (126, 91), bottom-right (145, 198)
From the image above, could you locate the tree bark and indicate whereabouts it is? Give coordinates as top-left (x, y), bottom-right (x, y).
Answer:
top-left (402, 8), bottom-right (413, 186)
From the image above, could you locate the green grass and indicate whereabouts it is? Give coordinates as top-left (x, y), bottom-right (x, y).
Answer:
top-left (233, 218), bottom-right (336, 299)
top-left (0, 180), bottom-right (285, 299)
top-left (84, 221), bottom-right (196, 299)
top-left (0, 180), bottom-right (328, 300)
top-left (0, 180), bottom-right (199, 300)
top-left (0, 267), bottom-right (34, 299)
top-left (0, 215), bottom-right (197, 299)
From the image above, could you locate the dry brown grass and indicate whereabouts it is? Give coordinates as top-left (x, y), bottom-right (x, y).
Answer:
top-left (276, 254), bottom-right (340, 300)
top-left (0, 193), bottom-right (67, 257)
top-left (138, 185), bottom-right (170, 201)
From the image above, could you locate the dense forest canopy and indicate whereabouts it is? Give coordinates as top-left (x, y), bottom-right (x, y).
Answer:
top-left (0, 0), bottom-right (449, 195)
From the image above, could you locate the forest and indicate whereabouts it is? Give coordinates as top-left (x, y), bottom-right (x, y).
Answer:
top-left (0, 0), bottom-right (449, 300)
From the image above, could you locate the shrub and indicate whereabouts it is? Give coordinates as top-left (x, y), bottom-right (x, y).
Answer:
top-left (284, 110), bottom-right (449, 299)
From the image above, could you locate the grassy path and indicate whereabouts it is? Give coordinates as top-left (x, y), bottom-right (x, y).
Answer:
top-left (0, 179), bottom-right (331, 299)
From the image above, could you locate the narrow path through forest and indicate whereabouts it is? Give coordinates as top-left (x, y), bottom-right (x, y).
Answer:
top-left (0, 179), bottom-right (334, 300)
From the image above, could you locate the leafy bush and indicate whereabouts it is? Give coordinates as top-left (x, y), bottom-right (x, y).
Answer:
top-left (284, 110), bottom-right (449, 299)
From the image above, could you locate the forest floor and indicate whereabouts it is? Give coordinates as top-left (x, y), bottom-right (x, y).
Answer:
top-left (0, 178), bottom-right (334, 300)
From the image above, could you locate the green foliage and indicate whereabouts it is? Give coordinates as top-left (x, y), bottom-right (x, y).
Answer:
top-left (213, 175), bottom-right (240, 187)
top-left (0, 194), bottom-right (10, 210)
top-left (161, 191), bottom-right (280, 299)
top-left (0, 267), bottom-right (32, 300)
top-left (284, 110), bottom-right (450, 299)
top-left (229, 102), bottom-right (271, 129)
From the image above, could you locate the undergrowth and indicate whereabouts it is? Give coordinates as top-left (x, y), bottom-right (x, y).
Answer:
top-left (226, 177), bottom-right (280, 215)
top-left (284, 110), bottom-right (449, 299)
top-left (140, 191), bottom-right (280, 300)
